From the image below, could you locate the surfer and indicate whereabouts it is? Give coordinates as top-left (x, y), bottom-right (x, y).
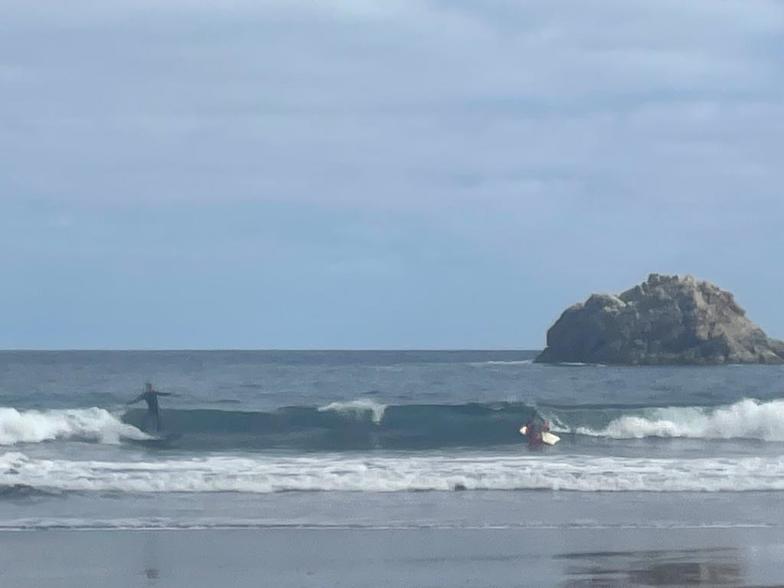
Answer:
top-left (522, 413), bottom-right (550, 448)
top-left (127, 382), bottom-right (172, 433)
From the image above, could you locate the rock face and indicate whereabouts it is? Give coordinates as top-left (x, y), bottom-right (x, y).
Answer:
top-left (536, 274), bottom-right (784, 365)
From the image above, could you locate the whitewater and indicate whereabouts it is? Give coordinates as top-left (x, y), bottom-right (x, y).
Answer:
top-left (4, 451), bottom-right (784, 493)
top-left (0, 407), bottom-right (148, 445)
top-left (573, 398), bottom-right (784, 441)
top-left (3, 397), bottom-right (784, 496)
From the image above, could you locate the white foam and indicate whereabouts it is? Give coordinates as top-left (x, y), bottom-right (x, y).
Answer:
top-left (0, 407), bottom-right (149, 445)
top-left (557, 362), bottom-right (606, 367)
top-left (470, 360), bottom-right (534, 366)
top-left (5, 452), bottom-right (784, 493)
top-left (318, 399), bottom-right (387, 424)
top-left (576, 399), bottom-right (784, 441)
top-left (0, 518), bottom-right (768, 531)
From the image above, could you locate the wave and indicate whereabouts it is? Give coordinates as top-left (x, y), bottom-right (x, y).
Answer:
top-left (121, 401), bottom-right (540, 450)
top-left (317, 399), bottom-right (387, 424)
top-left (124, 397), bottom-right (784, 450)
top-left (0, 483), bottom-right (61, 499)
top-left (5, 398), bottom-right (783, 450)
top-left (544, 362), bottom-right (606, 367)
top-left (0, 408), bottom-right (148, 446)
top-left (573, 399), bottom-right (784, 441)
top-left (5, 451), bottom-right (784, 493)
top-left (468, 360), bottom-right (534, 366)
top-left (0, 518), bottom-right (771, 531)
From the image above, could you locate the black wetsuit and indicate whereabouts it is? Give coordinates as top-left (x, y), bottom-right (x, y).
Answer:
top-left (128, 389), bottom-right (172, 433)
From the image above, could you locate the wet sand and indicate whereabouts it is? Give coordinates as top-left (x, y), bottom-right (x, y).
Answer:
top-left (1, 526), bottom-right (783, 587)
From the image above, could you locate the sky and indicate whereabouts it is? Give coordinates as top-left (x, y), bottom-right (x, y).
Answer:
top-left (1, 0), bottom-right (784, 349)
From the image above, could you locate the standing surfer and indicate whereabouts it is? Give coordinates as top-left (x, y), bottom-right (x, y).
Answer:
top-left (127, 382), bottom-right (172, 433)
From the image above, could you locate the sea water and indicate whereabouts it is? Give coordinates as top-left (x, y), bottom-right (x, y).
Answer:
top-left (1, 351), bottom-right (784, 585)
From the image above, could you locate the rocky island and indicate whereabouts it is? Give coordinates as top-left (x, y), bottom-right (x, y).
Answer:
top-left (536, 274), bottom-right (784, 365)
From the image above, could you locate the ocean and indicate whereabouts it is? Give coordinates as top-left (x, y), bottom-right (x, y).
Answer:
top-left (2, 350), bottom-right (784, 586)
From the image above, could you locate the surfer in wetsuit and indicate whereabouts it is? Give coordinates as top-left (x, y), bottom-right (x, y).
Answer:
top-left (127, 382), bottom-right (172, 433)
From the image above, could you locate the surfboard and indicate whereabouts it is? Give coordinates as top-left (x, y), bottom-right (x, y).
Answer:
top-left (519, 426), bottom-right (560, 446)
top-left (128, 433), bottom-right (182, 448)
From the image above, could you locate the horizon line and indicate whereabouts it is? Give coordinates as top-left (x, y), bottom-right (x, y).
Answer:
top-left (0, 348), bottom-right (542, 353)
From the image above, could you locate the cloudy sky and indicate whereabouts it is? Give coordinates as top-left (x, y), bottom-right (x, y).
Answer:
top-left (2, 0), bottom-right (783, 348)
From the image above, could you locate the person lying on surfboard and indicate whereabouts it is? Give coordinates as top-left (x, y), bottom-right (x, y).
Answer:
top-left (127, 382), bottom-right (172, 433)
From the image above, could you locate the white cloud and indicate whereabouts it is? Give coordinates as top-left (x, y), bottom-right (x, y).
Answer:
top-left (1, 0), bottom-right (783, 217)
top-left (3, 1), bottom-right (784, 345)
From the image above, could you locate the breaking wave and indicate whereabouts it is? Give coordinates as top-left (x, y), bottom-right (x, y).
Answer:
top-left (4, 451), bottom-right (784, 493)
top-left (116, 397), bottom-right (784, 450)
top-left (318, 399), bottom-right (387, 424)
top-left (574, 399), bottom-right (784, 441)
top-left (0, 407), bottom-right (149, 446)
top-left (121, 401), bottom-right (539, 450)
top-left (5, 398), bottom-right (783, 450)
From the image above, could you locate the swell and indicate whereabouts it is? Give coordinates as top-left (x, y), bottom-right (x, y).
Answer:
top-left (117, 397), bottom-right (784, 450)
top-left (3, 398), bottom-right (783, 451)
top-left (122, 401), bottom-right (539, 450)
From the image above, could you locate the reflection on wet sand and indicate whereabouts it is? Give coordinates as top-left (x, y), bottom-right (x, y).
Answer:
top-left (143, 532), bottom-right (161, 586)
top-left (560, 547), bottom-right (743, 587)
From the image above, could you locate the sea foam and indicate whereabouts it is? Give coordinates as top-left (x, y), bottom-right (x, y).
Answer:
top-left (4, 452), bottom-right (784, 493)
top-left (576, 398), bottom-right (784, 441)
top-left (318, 399), bottom-right (387, 424)
top-left (0, 407), bottom-right (148, 445)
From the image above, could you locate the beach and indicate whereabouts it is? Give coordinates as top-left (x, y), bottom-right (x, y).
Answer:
top-left (1, 489), bottom-right (784, 586)
top-left (2, 524), bottom-right (783, 587)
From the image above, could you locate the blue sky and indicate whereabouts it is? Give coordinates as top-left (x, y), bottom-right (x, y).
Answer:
top-left (2, 0), bottom-right (783, 348)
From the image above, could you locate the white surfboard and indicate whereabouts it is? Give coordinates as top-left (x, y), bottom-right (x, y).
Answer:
top-left (128, 432), bottom-right (182, 448)
top-left (519, 426), bottom-right (560, 446)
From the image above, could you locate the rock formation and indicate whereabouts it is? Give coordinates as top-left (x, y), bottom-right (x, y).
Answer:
top-left (536, 274), bottom-right (784, 365)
